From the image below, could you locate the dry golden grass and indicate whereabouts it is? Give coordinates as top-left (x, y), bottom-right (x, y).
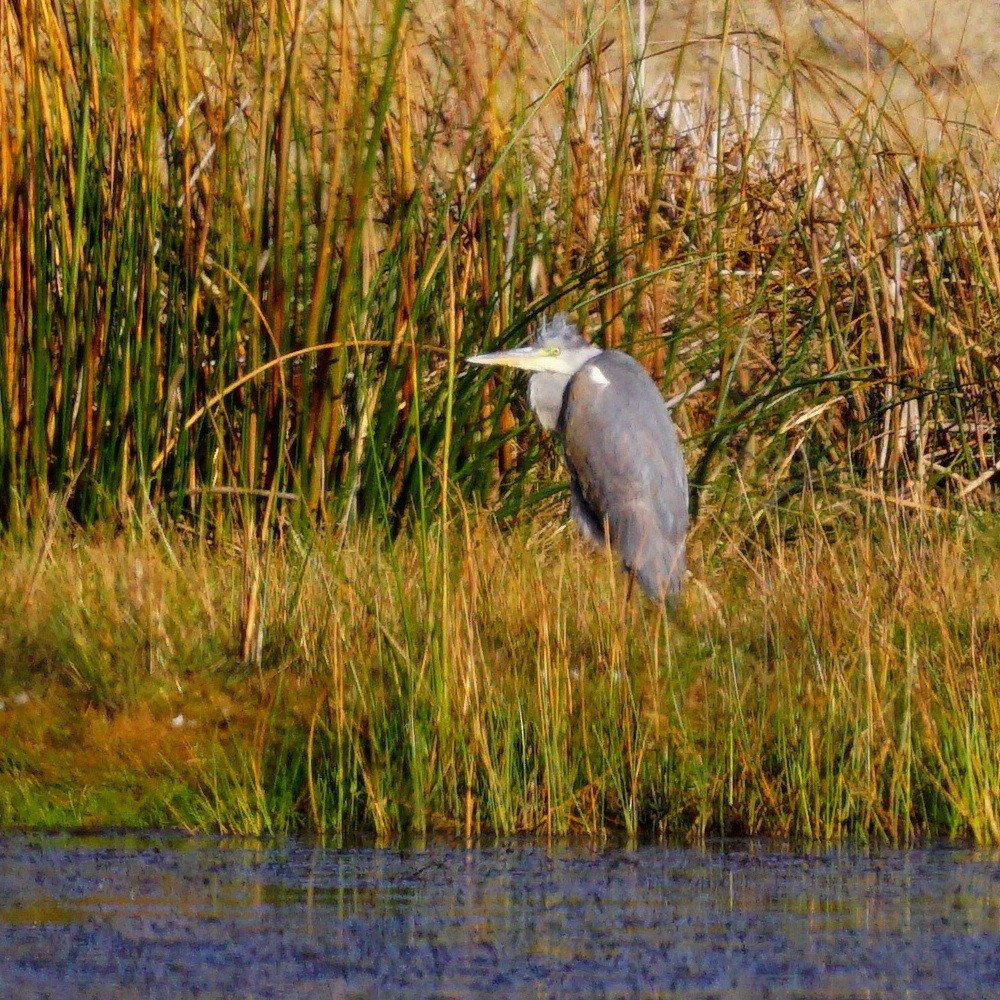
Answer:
top-left (1, 497), bottom-right (999, 843)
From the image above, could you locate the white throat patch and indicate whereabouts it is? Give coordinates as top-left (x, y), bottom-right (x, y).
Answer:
top-left (587, 366), bottom-right (610, 387)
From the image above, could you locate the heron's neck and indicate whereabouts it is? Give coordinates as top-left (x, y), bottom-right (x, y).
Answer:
top-left (527, 371), bottom-right (572, 432)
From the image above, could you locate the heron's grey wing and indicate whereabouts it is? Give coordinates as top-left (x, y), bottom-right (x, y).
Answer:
top-left (568, 478), bottom-right (606, 547)
top-left (558, 350), bottom-right (689, 600)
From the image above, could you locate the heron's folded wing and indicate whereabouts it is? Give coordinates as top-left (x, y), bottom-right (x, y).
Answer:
top-left (560, 352), bottom-right (688, 597)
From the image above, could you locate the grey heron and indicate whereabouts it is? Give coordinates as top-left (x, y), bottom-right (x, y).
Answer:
top-left (467, 313), bottom-right (689, 602)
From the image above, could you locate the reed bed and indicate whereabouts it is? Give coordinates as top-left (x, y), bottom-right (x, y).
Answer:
top-left (3, 0), bottom-right (1000, 528)
top-left (3, 0), bottom-right (1000, 842)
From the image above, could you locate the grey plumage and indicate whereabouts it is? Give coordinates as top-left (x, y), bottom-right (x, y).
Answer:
top-left (467, 313), bottom-right (689, 602)
top-left (559, 350), bottom-right (688, 599)
top-left (525, 314), bottom-right (600, 431)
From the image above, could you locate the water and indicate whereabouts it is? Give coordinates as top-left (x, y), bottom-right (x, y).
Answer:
top-left (2, 832), bottom-right (1000, 998)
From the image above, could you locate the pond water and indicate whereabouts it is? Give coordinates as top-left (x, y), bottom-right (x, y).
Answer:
top-left (2, 831), bottom-right (1000, 998)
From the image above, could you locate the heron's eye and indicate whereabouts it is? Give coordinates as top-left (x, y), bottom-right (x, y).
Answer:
top-left (544, 346), bottom-right (561, 357)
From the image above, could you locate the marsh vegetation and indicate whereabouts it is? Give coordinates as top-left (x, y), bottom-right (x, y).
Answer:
top-left (3, 0), bottom-right (1000, 841)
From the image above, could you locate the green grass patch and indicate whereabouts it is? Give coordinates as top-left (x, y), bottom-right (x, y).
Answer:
top-left (0, 507), bottom-right (999, 844)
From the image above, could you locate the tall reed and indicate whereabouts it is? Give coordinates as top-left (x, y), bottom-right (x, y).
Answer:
top-left (4, 2), bottom-right (1000, 843)
top-left (2, 1), bottom-right (1000, 533)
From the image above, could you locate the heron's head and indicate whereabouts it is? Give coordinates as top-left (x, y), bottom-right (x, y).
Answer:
top-left (466, 313), bottom-right (601, 376)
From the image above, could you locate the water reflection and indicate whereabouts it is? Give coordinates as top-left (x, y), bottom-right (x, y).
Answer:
top-left (2, 832), bottom-right (1000, 997)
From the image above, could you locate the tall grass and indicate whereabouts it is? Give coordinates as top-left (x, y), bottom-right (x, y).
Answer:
top-left (3, 1), bottom-right (1000, 531)
top-left (2, 504), bottom-right (1000, 843)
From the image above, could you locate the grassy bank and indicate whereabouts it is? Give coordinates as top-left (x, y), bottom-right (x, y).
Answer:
top-left (2, 500), bottom-right (1000, 844)
top-left (4, 3), bottom-right (1000, 843)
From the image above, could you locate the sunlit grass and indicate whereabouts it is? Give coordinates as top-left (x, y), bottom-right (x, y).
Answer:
top-left (1, 500), bottom-right (999, 843)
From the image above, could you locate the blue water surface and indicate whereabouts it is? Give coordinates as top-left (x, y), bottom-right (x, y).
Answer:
top-left (2, 831), bottom-right (1000, 998)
